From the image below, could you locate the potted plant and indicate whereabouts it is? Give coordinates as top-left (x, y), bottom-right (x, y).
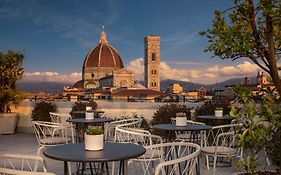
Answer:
top-left (215, 107), bottom-right (223, 117)
top-left (0, 50), bottom-right (24, 134)
top-left (175, 112), bottom-right (187, 126)
top-left (84, 126), bottom-right (104, 151)
top-left (230, 85), bottom-right (280, 174)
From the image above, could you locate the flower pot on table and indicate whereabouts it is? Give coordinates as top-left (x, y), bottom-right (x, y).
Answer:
top-left (84, 134), bottom-right (104, 151)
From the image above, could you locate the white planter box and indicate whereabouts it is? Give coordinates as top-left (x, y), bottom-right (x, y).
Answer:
top-left (84, 134), bottom-right (104, 151)
top-left (85, 112), bottom-right (94, 120)
top-left (0, 113), bottom-right (18, 135)
top-left (176, 117), bottom-right (187, 126)
top-left (215, 110), bottom-right (223, 117)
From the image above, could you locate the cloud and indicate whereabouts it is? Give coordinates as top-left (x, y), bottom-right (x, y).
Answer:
top-left (22, 71), bottom-right (81, 83)
top-left (21, 60), bottom-right (259, 85)
top-left (126, 58), bottom-right (259, 84)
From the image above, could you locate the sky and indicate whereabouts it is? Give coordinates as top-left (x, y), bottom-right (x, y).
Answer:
top-left (0, 0), bottom-right (260, 84)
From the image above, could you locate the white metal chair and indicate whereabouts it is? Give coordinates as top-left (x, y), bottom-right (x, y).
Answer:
top-left (104, 117), bottom-right (143, 142)
top-left (153, 142), bottom-right (201, 175)
top-left (201, 124), bottom-right (240, 175)
top-left (49, 112), bottom-right (75, 143)
top-left (115, 123), bottom-right (163, 175)
top-left (32, 121), bottom-right (72, 174)
top-left (171, 118), bottom-right (206, 146)
top-left (0, 153), bottom-right (54, 175)
top-left (32, 121), bottom-right (71, 155)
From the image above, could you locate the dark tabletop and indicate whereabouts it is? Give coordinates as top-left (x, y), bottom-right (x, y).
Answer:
top-left (67, 118), bottom-right (113, 124)
top-left (72, 110), bottom-right (105, 114)
top-left (197, 115), bottom-right (235, 120)
top-left (153, 123), bottom-right (212, 131)
top-left (43, 143), bottom-right (146, 162)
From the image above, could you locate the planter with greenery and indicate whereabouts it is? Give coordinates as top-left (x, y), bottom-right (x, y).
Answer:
top-left (70, 100), bottom-right (97, 118)
top-left (230, 85), bottom-right (280, 174)
top-left (84, 126), bottom-right (104, 151)
top-left (151, 103), bottom-right (191, 138)
top-left (0, 50), bottom-right (24, 134)
top-left (31, 101), bottom-right (57, 121)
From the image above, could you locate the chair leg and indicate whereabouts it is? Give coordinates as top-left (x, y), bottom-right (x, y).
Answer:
top-left (206, 155), bottom-right (209, 170)
top-left (34, 146), bottom-right (44, 171)
top-left (67, 162), bottom-right (72, 175)
top-left (212, 156), bottom-right (217, 175)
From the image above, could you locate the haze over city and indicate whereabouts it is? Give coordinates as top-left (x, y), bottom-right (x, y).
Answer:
top-left (0, 0), bottom-right (260, 85)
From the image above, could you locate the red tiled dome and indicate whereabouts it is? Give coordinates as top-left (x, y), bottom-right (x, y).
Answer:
top-left (83, 31), bottom-right (124, 69)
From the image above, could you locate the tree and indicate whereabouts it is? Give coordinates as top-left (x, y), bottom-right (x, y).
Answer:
top-left (200, 0), bottom-right (281, 97)
top-left (0, 50), bottom-right (24, 112)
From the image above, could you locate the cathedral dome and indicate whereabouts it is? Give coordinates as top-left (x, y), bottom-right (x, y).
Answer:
top-left (83, 31), bottom-right (124, 69)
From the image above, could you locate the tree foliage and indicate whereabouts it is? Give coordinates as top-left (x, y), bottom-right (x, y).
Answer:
top-left (0, 50), bottom-right (24, 112)
top-left (200, 0), bottom-right (281, 97)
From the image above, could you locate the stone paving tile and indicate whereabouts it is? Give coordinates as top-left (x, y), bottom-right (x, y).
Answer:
top-left (0, 133), bottom-right (241, 175)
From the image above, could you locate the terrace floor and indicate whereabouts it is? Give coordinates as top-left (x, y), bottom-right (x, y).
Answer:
top-left (0, 133), bottom-right (269, 175)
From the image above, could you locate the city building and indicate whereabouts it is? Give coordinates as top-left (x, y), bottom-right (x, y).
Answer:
top-left (144, 35), bottom-right (161, 91)
top-left (169, 83), bottom-right (183, 94)
top-left (64, 31), bottom-right (161, 101)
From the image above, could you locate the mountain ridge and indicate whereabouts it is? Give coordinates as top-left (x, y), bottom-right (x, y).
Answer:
top-left (18, 76), bottom-right (257, 93)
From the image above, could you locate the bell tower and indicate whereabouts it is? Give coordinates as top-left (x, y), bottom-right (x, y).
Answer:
top-left (144, 35), bottom-right (160, 91)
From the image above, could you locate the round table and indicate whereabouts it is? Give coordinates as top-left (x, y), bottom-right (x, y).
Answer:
top-left (72, 110), bottom-right (105, 118)
top-left (153, 123), bottom-right (212, 143)
top-left (67, 118), bottom-right (112, 124)
top-left (197, 115), bottom-right (234, 120)
top-left (43, 142), bottom-right (146, 175)
top-left (197, 115), bottom-right (235, 126)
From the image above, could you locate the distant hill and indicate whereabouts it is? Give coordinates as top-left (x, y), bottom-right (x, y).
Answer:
top-left (17, 81), bottom-right (72, 93)
top-left (160, 79), bottom-right (204, 91)
top-left (18, 76), bottom-right (257, 93)
top-left (205, 76), bottom-right (257, 90)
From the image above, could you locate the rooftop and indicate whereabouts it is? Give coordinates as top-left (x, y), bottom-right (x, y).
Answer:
top-left (0, 133), bottom-right (258, 175)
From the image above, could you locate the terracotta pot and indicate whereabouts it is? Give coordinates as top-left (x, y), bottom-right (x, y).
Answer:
top-left (176, 117), bottom-right (187, 126)
top-left (0, 112), bottom-right (19, 135)
top-left (84, 134), bottom-right (104, 151)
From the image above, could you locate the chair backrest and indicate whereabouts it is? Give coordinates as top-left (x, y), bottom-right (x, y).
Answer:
top-left (104, 118), bottom-right (142, 141)
top-left (206, 124), bottom-right (240, 147)
top-left (115, 122), bottom-right (162, 146)
top-left (0, 168), bottom-right (55, 175)
top-left (49, 112), bottom-right (71, 126)
top-left (0, 154), bottom-right (51, 174)
top-left (32, 121), bottom-right (68, 144)
top-left (153, 142), bottom-right (201, 175)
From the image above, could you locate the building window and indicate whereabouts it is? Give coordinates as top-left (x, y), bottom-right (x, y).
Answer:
top-left (152, 52), bottom-right (156, 61)
top-left (151, 69), bottom-right (154, 75)
top-left (154, 70), bottom-right (157, 75)
top-left (151, 82), bottom-right (154, 87)
top-left (154, 82), bottom-right (157, 87)
top-left (91, 73), bottom-right (94, 78)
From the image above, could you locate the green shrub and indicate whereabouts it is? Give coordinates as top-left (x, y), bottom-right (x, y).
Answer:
top-left (266, 130), bottom-right (281, 172)
top-left (70, 100), bottom-right (97, 118)
top-left (195, 97), bottom-right (231, 116)
top-left (31, 101), bottom-right (57, 121)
